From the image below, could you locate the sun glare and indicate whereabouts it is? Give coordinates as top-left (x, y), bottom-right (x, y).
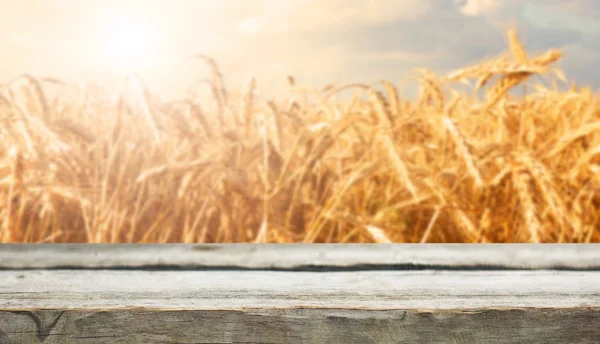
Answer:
top-left (102, 15), bottom-right (161, 72)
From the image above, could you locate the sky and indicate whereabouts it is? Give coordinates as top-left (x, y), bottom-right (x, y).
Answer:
top-left (1, 0), bottom-right (599, 100)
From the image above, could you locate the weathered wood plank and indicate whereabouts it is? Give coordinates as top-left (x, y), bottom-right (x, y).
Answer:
top-left (2, 308), bottom-right (599, 344)
top-left (2, 244), bottom-right (600, 269)
top-left (2, 245), bottom-right (600, 343)
top-left (1, 269), bottom-right (600, 343)
top-left (2, 270), bottom-right (600, 309)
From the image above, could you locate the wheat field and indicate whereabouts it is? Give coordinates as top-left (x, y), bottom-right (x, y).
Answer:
top-left (0, 30), bottom-right (598, 243)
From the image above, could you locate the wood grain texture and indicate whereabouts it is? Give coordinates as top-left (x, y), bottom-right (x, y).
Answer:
top-left (2, 308), bottom-right (599, 344)
top-left (1, 269), bottom-right (600, 343)
top-left (3, 269), bottom-right (600, 309)
top-left (2, 245), bottom-right (600, 343)
top-left (2, 244), bottom-right (600, 269)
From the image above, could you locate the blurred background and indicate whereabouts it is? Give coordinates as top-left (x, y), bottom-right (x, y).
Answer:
top-left (0, 0), bottom-right (598, 98)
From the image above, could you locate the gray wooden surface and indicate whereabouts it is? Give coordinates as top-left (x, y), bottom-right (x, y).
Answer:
top-left (2, 244), bottom-right (600, 269)
top-left (1, 244), bottom-right (600, 343)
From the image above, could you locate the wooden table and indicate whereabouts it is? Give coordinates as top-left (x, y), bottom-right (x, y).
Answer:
top-left (1, 244), bottom-right (599, 343)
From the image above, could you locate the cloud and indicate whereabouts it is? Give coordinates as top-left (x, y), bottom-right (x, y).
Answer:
top-left (456, 0), bottom-right (508, 17)
top-left (222, 0), bottom-right (593, 90)
top-left (350, 50), bottom-right (447, 64)
top-left (539, 0), bottom-right (600, 19)
top-left (235, 0), bottom-right (437, 34)
top-left (1, 0), bottom-right (599, 97)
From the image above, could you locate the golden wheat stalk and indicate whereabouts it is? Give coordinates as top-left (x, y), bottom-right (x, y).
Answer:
top-left (379, 134), bottom-right (418, 198)
top-left (368, 89), bottom-right (395, 128)
top-left (365, 225), bottom-right (392, 243)
top-left (441, 117), bottom-right (484, 188)
top-left (508, 28), bottom-right (528, 64)
top-left (420, 206), bottom-right (441, 243)
top-left (242, 77), bottom-right (257, 138)
top-left (511, 164), bottom-right (542, 243)
top-left (517, 155), bottom-right (574, 241)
